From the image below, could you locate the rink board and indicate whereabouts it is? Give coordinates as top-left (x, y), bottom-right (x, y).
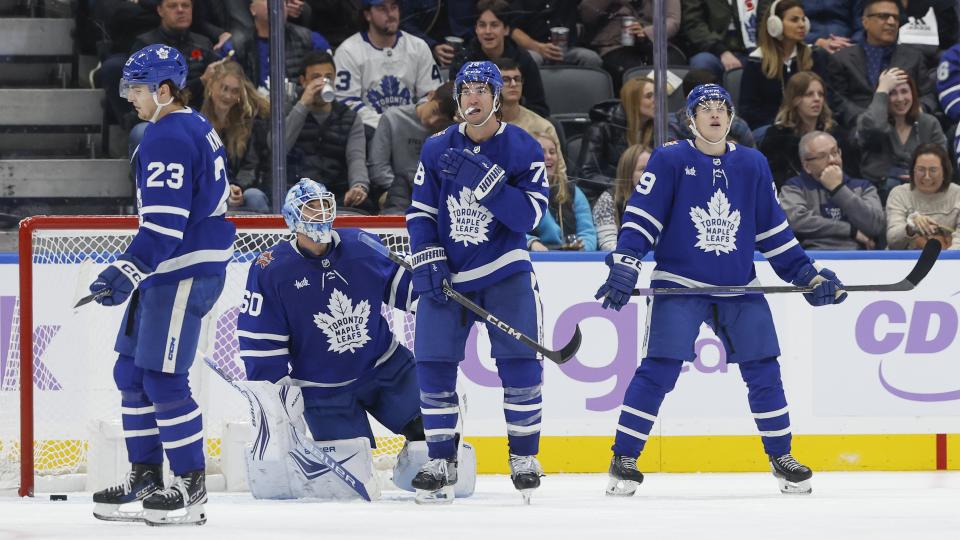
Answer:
top-left (3, 251), bottom-right (959, 473)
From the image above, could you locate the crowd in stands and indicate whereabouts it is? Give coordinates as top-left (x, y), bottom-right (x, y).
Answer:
top-left (83, 0), bottom-right (960, 251)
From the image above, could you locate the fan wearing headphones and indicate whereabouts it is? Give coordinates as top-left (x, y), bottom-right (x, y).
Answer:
top-left (739, 0), bottom-right (827, 131)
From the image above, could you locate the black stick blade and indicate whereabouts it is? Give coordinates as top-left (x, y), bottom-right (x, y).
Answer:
top-left (906, 238), bottom-right (941, 288)
top-left (545, 324), bottom-right (582, 365)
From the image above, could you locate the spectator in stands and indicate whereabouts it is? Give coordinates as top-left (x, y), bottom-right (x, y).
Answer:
top-left (449, 0), bottom-right (549, 117)
top-left (396, 0), bottom-right (476, 65)
top-left (578, 77), bottom-right (653, 201)
top-left (239, 0), bottom-right (331, 93)
top-left (578, 0), bottom-right (681, 90)
top-left (739, 0), bottom-right (829, 131)
top-left (781, 131), bottom-right (885, 249)
top-left (287, 52), bottom-right (374, 214)
top-left (761, 71), bottom-right (848, 189)
top-left (826, 0), bottom-right (934, 128)
top-left (803, 0), bottom-right (863, 53)
top-left (855, 69), bottom-right (946, 200)
top-left (93, 0), bottom-right (233, 56)
top-left (667, 70), bottom-right (755, 146)
top-left (493, 58), bottom-right (568, 186)
top-left (200, 61), bottom-right (271, 214)
top-left (678, 0), bottom-right (754, 79)
top-left (509, 0), bottom-right (601, 67)
top-left (305, 0), bottom-right (360, 49)
top-left (527, 134), bottom-right (598, 251)
top-left (886, 143), bottom-right (960, 249)
top-left (336, 0), bottom-right (442, 138)
top-left (373, 82), bottom-right (458, 215)
top-left (899, 0), bottom-right (958, 53)
top-left (593, 144), bottom-right (651, 251)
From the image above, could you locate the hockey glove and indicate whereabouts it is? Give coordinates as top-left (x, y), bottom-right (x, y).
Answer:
top-left (411, 246), bottom-right (451, 304)
top-left (438, 148), bottom-right (507, 202)
top-left (595, 249), bottom-right (643, 311)
top-left (89, 253), bottom-right (150, 306)
top-left (793, 265), bottom-right (847, 307)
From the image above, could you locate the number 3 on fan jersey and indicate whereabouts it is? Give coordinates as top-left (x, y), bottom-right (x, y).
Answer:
top-left (146, 162), bottom-right (185, 189)
top-left (530, 161), bottom-right (548, 188)
top-left (635, 171), bottom-right (656, 195)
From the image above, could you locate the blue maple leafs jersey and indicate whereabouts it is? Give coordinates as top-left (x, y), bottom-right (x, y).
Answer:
top-left (937, 43), bottom-right (960, 121)
top-left (238, 229), bottom-right (414, 395)
top-left (406, 122), bottom-right (548, 292)
top-left (617, 140), bottom-right (813, 291)
top-left (128, 108), bottom-right (235, 288)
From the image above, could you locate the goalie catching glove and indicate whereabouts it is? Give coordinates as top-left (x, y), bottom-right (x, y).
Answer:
top-left (596, 249), bottom-right (643, 311)
top-left (411, 245), bottom-right (451, 303)
top-left (439, 148), bottom-right (507, 202)
top-left (89, 253), bottom-right (150, 306)
top-left (792, 265), bottom-right (847, 306)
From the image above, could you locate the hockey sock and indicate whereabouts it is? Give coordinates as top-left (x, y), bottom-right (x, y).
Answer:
top-left (416, 362), bottom-right (460, 459)
top-left (114, 355), bottom-right (162, 465)
top-left (739, 358), bottom-right (792, 457)
top-left (496, 358), bottom-right (543, 456)
top-left (612, 357), bottom-right (683, 457)
top-left (400, 416), bottom-right (426, 442)
top-left (143, 370), bottom-right (204, 475)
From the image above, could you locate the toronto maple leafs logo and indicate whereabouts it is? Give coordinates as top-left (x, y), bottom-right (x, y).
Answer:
top-left (313, 289), bottom-right (371, 354)
top-left (366, 76), bottom-right (412, 114)
top-left (295, 277), bottom-right (310, 289)
top-left (690, 189), bottom-right (741, 255)
top-left (446, 187), bottom-right (493, 246)
top-left (256, 251), bottom-right (274, 269)
top-left (156, 46), bottom-right (170, 60)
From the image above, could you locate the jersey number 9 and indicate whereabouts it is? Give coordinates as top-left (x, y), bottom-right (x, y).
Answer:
top-left (635, 171), bottom-right (656, 195)
top-left (240, 290), bottom-right (263, 317)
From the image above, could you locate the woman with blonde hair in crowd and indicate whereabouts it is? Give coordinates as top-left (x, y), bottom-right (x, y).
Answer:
top-left (739, 0), bottom-right (828, 131)
top-left (201, 60), bottom-right (272, 213)
top-left (593, 144), bottom-right (652, 251)
top-left (527, 133), bottom-right (597, 251)
top-left (886, 143), bottom-right (960, 250)
top-left (578, 77), bottom-right (655, 201)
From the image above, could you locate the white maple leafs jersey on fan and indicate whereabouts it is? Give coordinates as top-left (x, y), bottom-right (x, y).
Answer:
top-left (334, 31), bottom-right (441, 129)
top-left (237, 229), bottom-right (414, 394)
top-left (617, 140), bottom-right (813, 291)
top-left (406, 122), bottom-right (548, 293)
top-left (129, 108), bottom-right (235, 288)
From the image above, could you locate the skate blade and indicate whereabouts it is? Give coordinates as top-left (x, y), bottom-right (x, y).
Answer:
top-left (605, 477), bottom-right (638, 497)
top-left (777, 477), bottom-right (812, 495)
top-left (143, 503), bottom-right (207, 526)
top-left (93, 503), bottom-right (144, 522)
top-left (414, 485), bottom-right (454, 505)
top-left (519, 488), bottom-right (536, 505)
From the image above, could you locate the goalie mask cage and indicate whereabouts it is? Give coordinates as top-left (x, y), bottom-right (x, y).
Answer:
top-left (2, 215), bottom-right (413, 497)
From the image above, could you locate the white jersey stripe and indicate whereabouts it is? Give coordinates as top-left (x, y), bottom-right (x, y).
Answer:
top-left (503, 402), bottom-right (541, 412)
top-left (616, 425), bottom-right (649, 441)
top-left (411, 200), bottom-right (439, 214)
top-left (142, 221), bottom-right (184, 240)
top-left (625, 205), bottom-right (663, 231)
top-left (753, 406), bottom-right (789, 420)
top-left (239, 348), bottom-right (290, 357)
top-left (235, 330), bottom-right (290, 341)
top-left (755, 220), bottom-right (789, 242)
top-left (156, 407), bottom-right (201, 427)
top-left (162, 431), bottom-right (203, 450)
top-left (762, 237), bottom-right (800, 258)
top-left (124, 428), bottom-right (160, 438)
top-left (121, 405), bottom-right (156, 415)
top-left (622, 221), bottom-right (655, 245)
top-left (451, 249), bottom-right (530, 283)
top-left (421, 406), bottom-right (460, 415)
top-left (140, 205), bottom-right (191, 218)
top-left (507, 423), bottom-right (541, 435)
top-left (759, 427), bottom-right (792, 438)
top-left (405, 212), bottom-right (437, 223)
top-left (621, 404), bottom-right (657, 422)
top-left (154, 248), bottom-right (233, 275)
top-left (527, 192), bottom-right (544, 228)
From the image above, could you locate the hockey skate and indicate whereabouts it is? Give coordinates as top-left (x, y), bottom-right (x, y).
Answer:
top-left (605, 455), bottom-right (644, 497)
top-left (142, 470), bottom-right (207, 526)
top-left (411, 457), bottom-right (457, 505)
top-left (92, 463), bottom-right (163, 522)
top-left (508, 454), bottom-right (544, 505)
top-left (770, 454), bottom-right (813, 494)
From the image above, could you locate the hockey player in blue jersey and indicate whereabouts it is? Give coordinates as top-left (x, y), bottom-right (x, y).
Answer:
top-left (89, 44), bottom-right (235, 525)
top-left (596, 84), bottom-right (847, 497)
top-left (405, 60), bottom-right (548, 504)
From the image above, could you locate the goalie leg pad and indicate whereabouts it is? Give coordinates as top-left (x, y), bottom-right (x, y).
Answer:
top-left (393, 440), bottom-right (476, 498)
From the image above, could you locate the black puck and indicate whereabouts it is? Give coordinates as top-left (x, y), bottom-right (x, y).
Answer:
top-left (49, 494), bottom-right (67, 501)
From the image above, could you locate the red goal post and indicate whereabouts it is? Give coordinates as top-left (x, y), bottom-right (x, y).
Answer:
top-left (9, 215), bottom-right (409, 497)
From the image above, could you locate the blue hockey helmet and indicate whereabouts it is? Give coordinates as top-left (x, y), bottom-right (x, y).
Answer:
top-left (454, 61), bottom-right (503, 97)
top-left (120, 44), bottom-right (188, 99)
top-left (685, 83), bottom-right (735, 119)
top-left (283, 178), bottom-right (337, 243)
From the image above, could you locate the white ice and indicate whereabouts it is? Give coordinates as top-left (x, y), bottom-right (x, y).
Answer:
top-left (2, 472), bottom-right (958, 539)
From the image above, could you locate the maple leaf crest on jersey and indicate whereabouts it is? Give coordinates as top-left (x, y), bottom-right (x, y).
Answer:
top-left (690, 189), bottom-right (741, 255)
top-left (366, 76), bottom-right (412, 114)
top-left (446, 186), bottom-right (493, 246)
top-left (313, 288), bottom-right (371, 354)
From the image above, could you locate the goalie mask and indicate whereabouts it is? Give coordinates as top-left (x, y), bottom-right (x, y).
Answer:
top-left (120, 44), bottom-right (188, 123)
top-left (282, 178), bottom-right (336, 244)
top-left (685, 83), bottom-right (736, 145)
top-left (454, 61), bottom-right (503, 127)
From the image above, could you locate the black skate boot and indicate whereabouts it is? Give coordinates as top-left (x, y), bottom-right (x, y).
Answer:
top-left (508, 454), bottom-right (544, 504)
top-left (770, 453), bottom-right (813, 494)
top-left (411, 457), bottom-right (457, 505)
top-left (606, 455), bottom-right (644, 496)
top-left (92, 463), bottom-right (163, 522)
top-left (142, 469), bottom-right (207, 526)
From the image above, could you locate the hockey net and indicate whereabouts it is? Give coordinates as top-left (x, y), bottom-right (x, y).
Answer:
top-left (0, 215), bottom-right (413, 496)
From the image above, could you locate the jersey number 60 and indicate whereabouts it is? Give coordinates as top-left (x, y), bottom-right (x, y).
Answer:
top-left (240, 290), bottom-right (263, 317)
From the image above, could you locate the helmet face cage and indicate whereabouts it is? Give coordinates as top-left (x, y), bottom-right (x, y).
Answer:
top-left (120, 44), bottom-right (188, 99)
top-left (455, 61), bottom-right (503, 101)
top-left (282, 179), bottom-right (337, 243)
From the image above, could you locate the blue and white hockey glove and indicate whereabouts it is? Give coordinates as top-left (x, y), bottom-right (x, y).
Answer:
top-left (438, 148), bottom-right (507, 202)
top-left (411, 245), bottom-right (451, 304)
top-left (89, 253), bottom-right (150, 306)
top-left (793, 265), bottom-right (847, 307)
top-left (595, 249), bottom-right (642, 311)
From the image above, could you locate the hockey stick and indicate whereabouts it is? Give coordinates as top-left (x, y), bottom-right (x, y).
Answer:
top-left (630, 239), bottom-right (942, 296)
top-left (358, 233), bottom-right (582, 365)
top-left (201, 356), bottom-right (373, 501)
top-left (74, 289), bottom-right (109, 308)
